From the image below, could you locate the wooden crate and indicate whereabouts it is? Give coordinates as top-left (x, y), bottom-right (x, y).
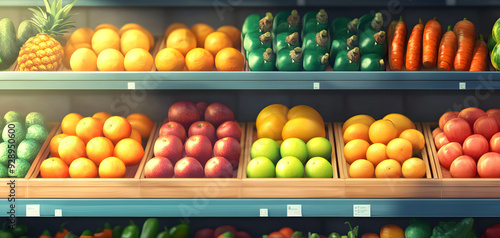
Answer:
top-left (139, 122), bottom-right (246, 198)
top-left (423, 122), bottom-right (500, 198)
top-left (239, 123), bottom-right (345, 198)
top-left (334, 122), bottom-right (441, 198)
top-left (27, 123), bottom-right (158, 198)
top-left (0, 122), bottom-right (59, 198)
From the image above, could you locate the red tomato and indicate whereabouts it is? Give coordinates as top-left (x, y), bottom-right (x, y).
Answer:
top-left (434, 132), bottom-right (450, 150)
top-left (458, 107), bottom-right (487, 128)
top-left (473, 115), bottom-right (499, 141)
top-left (450, 155), bottom-right (477, 178)
top-left (439, 111), bottom-right (459, 130)
top-left (444, 118), bottom-right (472, 144)
top-left (432, 127), bottom-right (443, 139)
top-left (486, 109), bottom-right (500, 128)
top-left (477, 152), bottom-right (500, 178)
top-left (490, 132), bottom-right (500, 153)
top-left (462, 134), bottom-right (489, 161)
top-left (437, 142), bottom-right (463, 170)
top-left (268, 231), bottom-right (286, 238)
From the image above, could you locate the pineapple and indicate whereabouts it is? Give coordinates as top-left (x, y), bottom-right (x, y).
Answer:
top-left (17, 0), bottom-right (77, 71)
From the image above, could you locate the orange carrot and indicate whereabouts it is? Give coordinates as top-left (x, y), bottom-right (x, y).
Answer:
top-left (469, 34), bottom-right (488, 71)
top-left (453, 18), bottom-right (476, 71)
top-left (406, 18), bottom-right (424, 71)
top-left (387, 19), bottom-right (398, 46)
top-left (422, 17), bottom-right (442, 68)
top-left (389, 16), bottom-right (407, 71)
top-left (438, 26), bottom-right (457, 71)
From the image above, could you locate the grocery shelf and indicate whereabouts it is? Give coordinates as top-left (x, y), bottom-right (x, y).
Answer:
top-left (2, 198), bottom-right (500, 217)
top-left (1, 71), bottom-right (500, 90)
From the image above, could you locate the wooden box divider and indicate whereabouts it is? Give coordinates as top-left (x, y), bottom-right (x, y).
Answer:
top-left (423, 122), bottom-right (500, 198)
top-left (239, 123), bottom-right (345, 198)
top-left (334, 122), bottom-right (441, 198)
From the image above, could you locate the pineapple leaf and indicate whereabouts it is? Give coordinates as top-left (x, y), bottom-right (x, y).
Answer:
top-left (50, 0), bottom-right (57, 16)
top-left (43, 0), bottom-right (51, 13)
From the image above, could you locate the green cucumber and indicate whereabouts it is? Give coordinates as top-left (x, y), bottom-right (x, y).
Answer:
top-left (242, 13), bottom-right (273, 38)
top-left (330, 17), bottom-right (358, 39)
top-left (17, 20), bottom-right (37, 49)
top-left (302, 9), bottom-right (328, 39)
top-left (274, 32), bottom-right (300, 53)
top-left (361, 54), bottom-right (385, 71)
top-left (243, 32), bottom-right (272, 58)
top-left (359, 30), bottom-right (386, 58)
top-left (0, 18), bottom-right (19, 71)
top-left (276, 47), bottom-right (303, 71)
top-left (248, 48), bottom-right (276, 71)
top-left (333, 47), bottom-right (360, 71)
top-left (329, 35), bottom-right (358, 67)
top-left (303, 30), bottom-right (330, 54)
top-left (303, 51), bottom-right (329, 71)
top-left (273, 10), bottom-right (301, 35)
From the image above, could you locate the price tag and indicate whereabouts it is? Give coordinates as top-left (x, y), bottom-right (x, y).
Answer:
top-left (128, 82), bottom-right (136, 90)
top-left (353, 204), bottom-right (371, 217)
top-left (287, 204), bottom-right (302, 217)
top-left (313, 82), bottom-right (320, 90)
top-left (26, 204), bottom-right (40, 217)
top-left (55, 209), bottom-right (62, 217)
top-left (459, 82), bottom-right (466, 90)
top-left (260, 208), bottom-right (268, 217)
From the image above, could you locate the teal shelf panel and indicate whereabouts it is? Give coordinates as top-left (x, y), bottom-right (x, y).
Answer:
top-left (2, 199), bottom-right (500, 217)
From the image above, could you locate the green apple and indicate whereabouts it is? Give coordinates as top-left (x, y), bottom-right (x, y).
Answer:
top-left (250, 138), bottom-right (281, 164)
top-left (246, 156), bottom-right (275, 178)
top-left (275, 156), bottom-right (304, 178)
top-left (306, 137), bottom-right (332, 160)
top-left (280, 138), bottom-right (308, 164)
top-left (305, 156), bottom-right (333, 178)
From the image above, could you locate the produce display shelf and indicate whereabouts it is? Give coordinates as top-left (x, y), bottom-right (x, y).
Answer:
top-left (2, 198), bottom-right (500, 217)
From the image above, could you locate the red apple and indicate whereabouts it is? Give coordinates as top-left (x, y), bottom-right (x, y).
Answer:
top-left (168, 100), bottom-right (201, 131)
top-left (486, 109), bottom-right (500, 128)
top-left (477, 152), bottom-right (500, 178)
top-left (162, 117), bottom-right (169, 125)
top-left (213, 137), bottom-right (241, 168)
top-left (437, 142), bottom-right (463, 170)
top-left (432, 127), bottom-right (443, 139)
top-left (235, 231), bottom-right (252, 238)
top-left (205, 102), bottom-right (235, 129)
top-left (216, 121), bottom-right (242, 141)
top-left (214, 225), bottom-right (238, 238)
top-left (159, 121), bottom-right (187, 142)
top-left (458, 107), bottom-right (487, 128)
top-left (174, 157), bottom-right (204, 178)
top-left (144, 156), bottom-right (174, 178)
top-left (462, 134), bottom-right (489, 161)
top-left (439, 111), bottom-right (459, 130)
top-left (450, 155), bottom-right (477, 178)
top-left (153, 135), bottom-right (184, 165)
top-left (188, 121), bottom-right (216, 145)
top-left (204, 156), bottom-right (233, 178)
top-left (196, 101), bottom-right (209, 120)
top-left (434, 132), bottom-right (450, 150)
top-left (195, 228), bottom-right (214, 238)
top-left (444, 117), bottom-right (472, 144)
top-left (185, 135), bottom-right (213, 166)
top-left (473, 115), bottom-right (499, 141)
top-left (490, 132), bottom-right (500, 153)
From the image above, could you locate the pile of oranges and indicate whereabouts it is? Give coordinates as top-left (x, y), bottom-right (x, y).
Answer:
top-left (40, 112), bottom-right (154, 178)
top-left (155, 23), bottom-right (245, 71)
top-left (64, 23), bottom-right (155, 71)
top-left (342, 113), bottom-right (427, 178)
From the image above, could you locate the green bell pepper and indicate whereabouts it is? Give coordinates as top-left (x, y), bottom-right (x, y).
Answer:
top-left (303, 30), bottom-right (330, 54)
top-left (291, 231), bottom-right (304, 238)
top-left (308, 232), bottom-right (321, 238)
top-left (248, 48), bottom-right (276, 71)
top-left (302, 9), bottom-right (328, 39)
top-left (156, 226), bottom-right (169, 238)
top-left (169, 220), bottom-right (190, 238)
top-left (241, 12), bottom-right (273, 38)
top-left (303, 51), bottom-right (329, 71)
top-left (140, 218), bottom-right (159, 238)
top-left (361, 54), bottom-right (385, 71)
top-left (359, 29), bottom-right (386, 58)
top-left (113, 226), bottom-right (123, 238)
top-left (330, 35), bottom-right (358, 66)
top-left (274, 32), bottom-right (300, 53)
top-left (273, 10), bottom-right (301, 35)
top-left (328, 232), bottom-right (341, 238)
top-left (330, 17), bottom-right (358, 40)
top-left (334, 47), bottom-right (360, 71)
top-left (405, 218), bottom-right (432, 238)
top-left (244, 32), bottom-right (272, 58)
top-left (430, 217), bottom-right (476, 238)
top-left (121, 220), bottom-right (140, 238)
top-left (276, 47), bottom-right (304, 71)
top-left (357, 12), bottom-right (383, 35)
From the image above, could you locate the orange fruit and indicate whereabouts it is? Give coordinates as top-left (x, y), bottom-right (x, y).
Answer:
top-left (256, 104), bottom-right (289, 128)
top-left (375, 159), bottom-right (402, 178)
top-left (368, 119), bottom-right (398, 145)
top-left (191, 23), bottom-right (215, 48)
top-left (113, 138), bottom-right (144, 166)
top-left (129, 129), bottom-right (142, 143)
top-left (97, 48), bottom-right (124, 71)
top-left (344, 139), bottom-right (370, 164)
top-left (185, 48), bottom-right (214, 71)
top-left (165, 23), bottom-right (189, 38)
top-left (126, 113), bottom-right (154, 139)
top-left (68, 157), bottom-right (98, 178)
top-left (166, 28), bottom-right (197, 56)
top-left (94, 23), bottom-right (119, 33)
top-left (256, 113), bottom-right (288, 140)
top-left (281, 117), bottom-right (325, 143)
top-left (98, 156), bottom-right (126, 178)
top-left (287, 105), bottom-right (325, 127)
top-left (61, 113), bottom-right (84, 136)
top-left (402, 157), bottom-right (427, 178)
top-left (215, 47), bottom-right (245, 71)
top-left (349, 159), bottom-right (375, 178)
top-left (49, 133), bottom-right (69, 157)
top-left (86, 136), bottom-right (114, 166)
top-left (76, 117), bottom-right (104, 144)
top-left (204, 31), bottom-right (233, 57)
top-left (69, 27), bottom-right (94, 46)
top-left (103, 116), bottom-right (132, 144)
top-left (63, 42), bottom-right (77, 69)
top-left (399, 129), bottom-right (425, 153)
top-left (124, 48), bottom-right (154, 71)
top-left (343, 123), bottom-right (370, 144)
top-left (92, 112), bottom-right (112, 125)
top-left (40, 157), bottom-right (69, 178)
top-left (366, 143), bottom-right (388, 166)
top-left (70, 48), bottom-right (97, 71)
top-left (91, 28), bottom-right (121, 55)
top-left (118, 23), bottom-right (146, 36)
top-left (379, 224), bottom-right (405, 238)
top-left (383, 113), bottom-right (416, 136)
top-left (386, 138), bottom-right (413, 164)
top-left (120, 29), bottom-right (150, 55)
top-left (361, 233), bottom-right (380, 238)
top-left (342, 114), bottom-right (376, 134)
top-left (58, 135), bottom-right (87, 166)
top-left (217, 25), bottom-right (242, 49)
top-left (155, 48), bottom-right (185, 71)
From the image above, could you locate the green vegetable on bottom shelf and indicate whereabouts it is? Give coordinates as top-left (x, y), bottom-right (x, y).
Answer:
top-left (121, 220), bottom-right (140, 238)
top-left (430, 217), bottom-right (476, 238)
top-left (330, 35), bottom-right (358, 65)
top-left (361, 54), bottom-right (385, 71)
top-left (303, 51), bottom-right (329, 71)
top-left (140, 218), bottom-right (159, 238)
top-left (244, 32), bottom-right (272, 58)
top-left (241, 12), bottom-right (273, 38)
top-left (405, 218), bottom-right (432, 238)
top-left (273, 10), bottom-right (301, 35)
top-left (248, 48), bottom-right (276, 71)
top-left (359, 29), bottom-right (387, 58)
top-left (276, 47), bottom-right (304, 71)
top-left (330, 17), bottom-right (358, 40)
top-left (303, 30), bottom-right (330, 54)
top-left (156, 226), bottom-right (169, 238)
top-left (357, 12), bottom-right (383, 34)
top-left (169, 220), bottom-right (190, 238)
top-left (274, 32), bottom-right (300, 53)
top-left (302, 9), bottom-right (328, 39)
top-left (333, 47), bottom-right (360, 71)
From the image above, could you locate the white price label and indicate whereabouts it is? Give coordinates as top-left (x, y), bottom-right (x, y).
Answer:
top-left (128, 82), bottom-right (136, 90)
top-left (55, 209), bottom-right (62, 217)
top-left (459, 82), bottom-right (466, 90)
top-left (353, 204), bottom-right (371, 217)
top-left (287, 204), bottom-right (302, 217)
top-left (260, 208), bottom-right (268, 217)
top-left (26, 204), bottom-right (40, 217)
top-left (313, 82), bottom-right (320, 90)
